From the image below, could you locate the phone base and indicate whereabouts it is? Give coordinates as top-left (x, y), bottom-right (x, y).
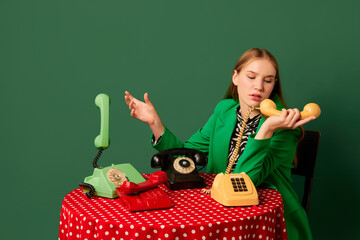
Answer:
top-left (82, 163), bottom-right (146, 199)
top-left (210, 173), bottom-right (259, 207)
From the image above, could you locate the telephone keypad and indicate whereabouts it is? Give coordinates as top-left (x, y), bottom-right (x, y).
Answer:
top-left (231, 177), bottom-right (248, 192)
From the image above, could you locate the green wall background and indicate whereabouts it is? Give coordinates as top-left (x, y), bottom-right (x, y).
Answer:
top-left (1, 0), bottom-right (359, 239)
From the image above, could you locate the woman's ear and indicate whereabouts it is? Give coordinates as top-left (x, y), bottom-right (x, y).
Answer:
top-left (232, 70), bottom-right (239, 86)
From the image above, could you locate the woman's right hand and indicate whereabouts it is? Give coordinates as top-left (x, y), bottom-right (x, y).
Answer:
top-left (124, 91), bottom-right (165, 139)
top-left (124, 91), bottom-right (157, 124)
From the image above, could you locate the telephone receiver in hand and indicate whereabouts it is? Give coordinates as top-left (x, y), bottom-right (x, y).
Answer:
top-left (258, 99), bottom-right (321, 119)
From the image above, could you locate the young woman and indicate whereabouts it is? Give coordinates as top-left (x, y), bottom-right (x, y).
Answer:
top-left (124, 48), bottom-right (315, 239)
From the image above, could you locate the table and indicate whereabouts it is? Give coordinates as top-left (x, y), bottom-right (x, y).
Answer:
top-left (59, 173), bottom-right (288, 240)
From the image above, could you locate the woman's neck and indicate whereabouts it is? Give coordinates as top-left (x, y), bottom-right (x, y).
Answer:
top-left (239, 102), bottom-right (261, 118)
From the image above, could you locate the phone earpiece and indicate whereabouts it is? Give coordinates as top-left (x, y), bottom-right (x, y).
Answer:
top-left (151, 154), bottom-right (163, 168)
top-left (193, 152), bottom-right (207, 166)
top-left (259, 99), bottom-right (321, 120)
top-left (301, 103), bottom-right (321, 119)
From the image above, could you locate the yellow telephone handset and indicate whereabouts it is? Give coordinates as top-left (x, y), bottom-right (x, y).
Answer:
top-left (210, 172), bottom-right (259, 206)
top-left (259, 99), bottom-right (321, 119)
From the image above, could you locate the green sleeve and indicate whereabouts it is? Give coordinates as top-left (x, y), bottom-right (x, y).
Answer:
top-left (150, 126), bottom-right (183, 152)
top-left (233, 127), bottom-right (301, 186)
top-left (151, 103), bottom-right (220, 154)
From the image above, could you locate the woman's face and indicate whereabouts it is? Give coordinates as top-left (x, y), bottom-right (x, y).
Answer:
top-left (232, 58), bottom-right (276, 115)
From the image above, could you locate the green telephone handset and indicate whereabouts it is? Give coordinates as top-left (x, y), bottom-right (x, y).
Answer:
top-left (94, 93), bottom-right (110, 149)
top-left (79, 93), bottom-right (145, 199)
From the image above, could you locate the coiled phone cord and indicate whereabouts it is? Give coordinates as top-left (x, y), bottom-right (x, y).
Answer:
top-left (79, 182), bottom-right (96, 198)
top-left (225, 106), bottom-right (256, 174)
top-left (92, 148), bottom-right (104, 169)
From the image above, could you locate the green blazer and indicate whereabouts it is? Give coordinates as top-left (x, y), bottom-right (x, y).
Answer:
top-left (152, 96), bottom-right (312, 239)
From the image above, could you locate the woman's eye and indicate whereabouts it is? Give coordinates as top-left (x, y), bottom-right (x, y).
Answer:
top-left (247, 75), bottom-right (255, 79)
top-left (264, 79), bottom-right (274, 83)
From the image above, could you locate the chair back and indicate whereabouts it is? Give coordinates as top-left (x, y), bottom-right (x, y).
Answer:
top-left (292, 130), bottom-right (321, 214)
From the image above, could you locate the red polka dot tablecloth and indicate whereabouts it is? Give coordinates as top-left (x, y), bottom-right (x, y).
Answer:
top-left (59, 173), bottom-right (287, 240)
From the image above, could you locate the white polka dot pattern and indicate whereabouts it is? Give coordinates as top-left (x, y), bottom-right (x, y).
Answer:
top-left (58, 173), bottom-right (287, 239)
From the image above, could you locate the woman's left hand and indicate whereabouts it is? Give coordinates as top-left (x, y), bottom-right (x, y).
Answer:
top-left (255, 108), bottom-right (316, 139)
top-left (267, 108), bottom-right (315, 131)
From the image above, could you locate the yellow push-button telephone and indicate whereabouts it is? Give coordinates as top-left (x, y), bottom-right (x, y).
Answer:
top-left (208, 100), bottom-right (321, 207)
top-left (211, 172), bottom-right (259, 206)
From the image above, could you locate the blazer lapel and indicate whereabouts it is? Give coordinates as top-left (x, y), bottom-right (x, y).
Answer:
top-left (212, 103), bottom-right (238, 172)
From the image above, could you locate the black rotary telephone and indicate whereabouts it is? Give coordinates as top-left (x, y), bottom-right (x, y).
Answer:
top-left (151, 148), bottom-right (207, 190)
